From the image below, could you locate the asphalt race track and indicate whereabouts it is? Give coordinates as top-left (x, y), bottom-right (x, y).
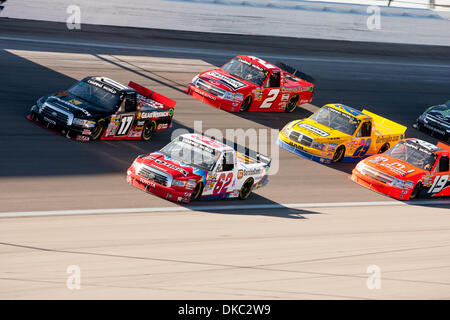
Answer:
top-left (0, 19), bottom-right (450, 299)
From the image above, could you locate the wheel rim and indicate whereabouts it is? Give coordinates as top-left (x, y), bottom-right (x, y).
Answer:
top-left (333, 147), bottom-right (344, 162)
top-left (240, 180), bottom-right (253, 199)
top-left (143, 122), bottom-right (155, 140)
top-left (91, 121), bottom-right (104, 140)
top-left (286, 97), bottom-right (298, 113)
top-left (191, 183), bottom-right (202, 201)
top-left (410, 184), bottom-right (421, 199)
top-left (240, 97), bottom-right (251, 112)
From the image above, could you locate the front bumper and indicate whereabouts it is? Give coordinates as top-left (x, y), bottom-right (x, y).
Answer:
top-left (351, 168), bottom-right (410, 200)
top-left (277, 133), bottom-right (333, 164)
top-left (28, 107), bottom-right (92, 142)
top-left (187, 84), bottom-right (240, 112)
top-left (127, 169), bottom-right (192, 203)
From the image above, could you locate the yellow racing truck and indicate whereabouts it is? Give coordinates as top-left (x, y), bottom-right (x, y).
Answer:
top-left (277, 103), bottom-right (407, 164)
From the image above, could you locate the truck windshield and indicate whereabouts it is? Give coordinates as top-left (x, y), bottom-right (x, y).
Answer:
top-left (310, 106), bottom-right (361, 136)
top-left (222, 57), bottom-right (269, 86)
top-left (160, 137), bottom-right (221, 171)
top-left (68, 81), bottom-right (120, 112)
top-left (385, 141), bottom-right (438, 171)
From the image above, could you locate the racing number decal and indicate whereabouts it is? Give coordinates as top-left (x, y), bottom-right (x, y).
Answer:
top-left (260, 89), bottom-right (280, 109)
top-left (116, 116), bottom-right (134, 136)
top-left (353, 139), bottom-right (372, 157)
top-left (428, 175), bottom-right (449, 194)
top-left (213, 172), bottom-right (233, 194)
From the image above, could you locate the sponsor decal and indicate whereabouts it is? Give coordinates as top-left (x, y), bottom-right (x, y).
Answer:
top-left (244, 168), bottom-right (263, 176)
top-left (376, 135), bottom-right (400, 144)
top-left (208, 71), bottom-right (247, 90)
top-left (67, 99), bottom-right (83, 105)
top-left (76, 135), bottom-right (89, 142)
top-left (281, 93), bottom-right (290, 102)
top-left (139, 110), bottom-right (172, 119)
top-left (82, 129), bottom-right (91, 135)
top-left (143, 155), bottom-right (190, 176)
top-left (43, 116), bottom-right (56, 125)
top-left (237, 169), bottom-right (244, 179)
top-left (157, 123), bottom-right (169, 130)
top-left (327, 143), bottom-right (337, 152)
top-left (54, 97), bottom-right (91, 116)
top-left (297, 123), bottom-right (330, 137)
top-left (193, 86), bottom-right (217, 100)
top-left (87, 79), bottom-right (117, 94)
top-left (139, 178), bottom-right (156, 188)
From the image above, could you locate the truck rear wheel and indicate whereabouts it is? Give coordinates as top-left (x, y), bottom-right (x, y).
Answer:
top-left (378, 143), bottom-right (390, 154)
top-left (285, 95), bottom-right (299, 113)
top-left (142, 120), bottom-right (156, 141)
top-left (239, 178), bottom-right (254, 200)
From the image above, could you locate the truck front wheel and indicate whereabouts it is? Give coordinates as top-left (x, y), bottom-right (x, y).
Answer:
top-left (190, 182), bottom-right (203, 202)
top-left (239, 178), bottom-right (254, 200)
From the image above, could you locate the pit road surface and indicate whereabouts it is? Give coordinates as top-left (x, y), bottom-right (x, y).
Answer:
top-left (0, 19), bottom-right (449, 299)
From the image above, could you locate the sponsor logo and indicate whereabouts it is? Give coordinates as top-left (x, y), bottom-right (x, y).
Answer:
top-left (144, 155), bottom-right (190, 176)
top-left (281, 94), bottom-right (290, 102)
top-left (43, 116), bottom-right (56, 125)
top-left (87, 79), bottom-right (118, 94)
top-left (297, 123), bottom-right (330, 137)
top-left (76, 135), bottom-right (89, 142)
top-left (237, 169), bottom-right (244, 179)
top-left (208, 71), bottom-right (247, 90)
top-left (139, 110), bottom-right (172, 119)
top-left (376, 135), bottom-right (400, 144)
top-left (139, 177), bottom-right (156, 188)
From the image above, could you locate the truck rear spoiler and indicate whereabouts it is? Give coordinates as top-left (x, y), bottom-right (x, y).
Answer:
top-left (128, 81), bottom-right (177, 109)
top-left (362, 109), bottom-right (407, 134)
top-left (274, 61), bottom-right (315, 84)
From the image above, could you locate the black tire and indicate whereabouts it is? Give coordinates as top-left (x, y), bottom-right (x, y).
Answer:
top-left (91, 119), bottom-right (105, 141)
top-left (142, 120), bottom-right (157, 141)
top-left (332, 146), bottom-right (345, 163)
top-left (239, 178), bottom-right (254, 200)
top-left (239, 96), bottom-right (252, 112)
top-left (285, 95), bottom-right (299, 113)
top-left (378, 143), bottom-right (390, 154)
top-left (409, 182), bottom-right (422, 200)
top-left (190, 182), bottom-right (203, 202)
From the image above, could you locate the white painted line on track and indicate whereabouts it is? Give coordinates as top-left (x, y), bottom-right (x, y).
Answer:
top-left (1, 200), bottom-right (449, 218)
top-left (1, 35), bottom-right (450, 69)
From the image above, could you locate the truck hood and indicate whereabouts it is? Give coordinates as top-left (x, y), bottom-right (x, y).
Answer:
top-left (362, 154), bottom-right (426, 180)
top-left (198, 69), bottom-right (254, 92)
top-left (291, 119), bottom-right (351, 142)
top-left (139, 152), bottom-right (206, 180)
top-left (427, 104), bottom-right (450, 123)
top-left (43, 92), bottom-right (111, 119)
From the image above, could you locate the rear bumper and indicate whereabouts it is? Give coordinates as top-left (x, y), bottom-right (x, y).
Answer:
top-left (187, 84), bottom-right (239, 112)
top-left (28, 109), bottom-right (91, 142)
top-left (351, 169), bottom-right (409, 200)
top-left (127, 170), bottom-right (191, 203)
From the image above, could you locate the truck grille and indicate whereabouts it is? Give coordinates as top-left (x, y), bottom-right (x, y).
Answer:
top-left (196, 79), bottom-right (226, 97)
top-left (137, 165), bottom-right (169, 187)
top-left (425, 114), bottom-right (450, 130)
top-left (289, 131), bottom-right (313, 147)
top-left (41, 104), bottom-right (72, 125)
top-left (360, 164), bottom-right (394, 185)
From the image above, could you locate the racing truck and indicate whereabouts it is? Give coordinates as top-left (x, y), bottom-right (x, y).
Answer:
top-left (28, 76), bottom-right (176, 142)
top-left (277, 103), bottom-right (407, 164)
top-left (352, 138), bottom-right (450, 200)
top-left (415, 100), bottom-right (450, 142)
top-left (127, 133), bottom-right (271, 203)
top-left (187, 55), bottom-right (315, 113)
